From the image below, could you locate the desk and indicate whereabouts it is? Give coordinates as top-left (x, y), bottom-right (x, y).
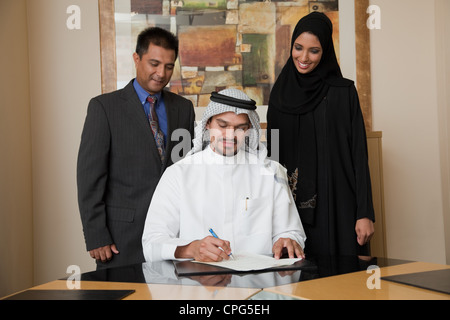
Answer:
top-left (2, 257), bottom-right (449, 300)
top-left (264, 261), bottom-right (450, 300)
top-left (8, 280), bottom-right (260, 300)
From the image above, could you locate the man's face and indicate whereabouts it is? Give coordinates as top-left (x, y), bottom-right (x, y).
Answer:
top-left (133, 43), bottom-right (176, 95)
top-left (206, 112), bottom-right (251, 157)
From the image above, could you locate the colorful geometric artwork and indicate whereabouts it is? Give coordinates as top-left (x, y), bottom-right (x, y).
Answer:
top-left (178, 25), bottom-right (238, 67)
top-left (178, 0), bottom-right (228, 11)
top-left (115, 0), bottom-right (340, 107)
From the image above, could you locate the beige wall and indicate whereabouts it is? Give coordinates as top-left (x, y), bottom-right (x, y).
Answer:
top-left (1, 0), bottom-right (449, 297)
top-left (26, 0), bottom-right (100, 286)
top-left (370, 0), bottom-right (449, 264)
top-left (0, 0), bottom-right (33, 298)
top-left (435, 0), bottom-right (450, 264)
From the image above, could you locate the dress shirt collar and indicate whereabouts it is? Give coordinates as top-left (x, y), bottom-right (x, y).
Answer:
top-left (133, 79), bottom-right (162, 105)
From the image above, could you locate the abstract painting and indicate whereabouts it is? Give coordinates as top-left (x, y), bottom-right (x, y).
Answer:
top-left (114, 0), bottom-right (340, 107)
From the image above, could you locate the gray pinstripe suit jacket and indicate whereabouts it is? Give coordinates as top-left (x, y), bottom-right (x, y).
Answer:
top-left (77, 80), bottom-right (195, 268)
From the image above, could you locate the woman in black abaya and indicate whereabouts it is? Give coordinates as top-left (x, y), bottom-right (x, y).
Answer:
top-left (267, 12), bottom-right (375, 257)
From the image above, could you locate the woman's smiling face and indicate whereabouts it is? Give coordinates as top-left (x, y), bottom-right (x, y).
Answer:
top-left (291, 32), bottom-right (323, 75)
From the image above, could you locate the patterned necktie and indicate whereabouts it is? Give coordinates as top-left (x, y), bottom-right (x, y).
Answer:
top-left (147, 95), bottom-right (165, 162)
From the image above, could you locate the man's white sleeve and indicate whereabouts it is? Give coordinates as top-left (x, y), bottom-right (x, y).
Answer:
top-left (142, 166), bottom-right (191, 262)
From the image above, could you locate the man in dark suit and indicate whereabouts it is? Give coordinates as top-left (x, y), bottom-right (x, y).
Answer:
top-left (77, 27), bottom-right (195, 269)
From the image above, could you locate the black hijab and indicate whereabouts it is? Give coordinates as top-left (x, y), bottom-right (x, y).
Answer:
top-left (268, 12), bottom-right (344, 225)
top-left (269, 11), bottom-right (343, 115)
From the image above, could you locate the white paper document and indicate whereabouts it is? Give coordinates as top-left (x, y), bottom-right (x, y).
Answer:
top-left (192, 252), bottom-right (302, 272)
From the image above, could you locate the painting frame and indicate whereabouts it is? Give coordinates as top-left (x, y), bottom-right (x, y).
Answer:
top-left (98, 0), bottom-right (372, 131)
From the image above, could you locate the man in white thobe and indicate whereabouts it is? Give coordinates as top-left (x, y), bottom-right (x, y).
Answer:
top-left (142, 89), bottom-right (306, 262)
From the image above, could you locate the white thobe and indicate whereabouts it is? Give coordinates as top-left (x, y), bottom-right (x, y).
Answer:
top-left (142, 146), bottom-right (306, 262)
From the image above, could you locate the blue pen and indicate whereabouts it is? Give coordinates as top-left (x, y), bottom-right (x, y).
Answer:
top-left (209, 228), bottom-right (235, 260)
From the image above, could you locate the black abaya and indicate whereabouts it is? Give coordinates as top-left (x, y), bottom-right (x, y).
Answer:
top-left (269, 84), bottom-right (374, 256)
top-left (267, 12), bottom-right (375, 256)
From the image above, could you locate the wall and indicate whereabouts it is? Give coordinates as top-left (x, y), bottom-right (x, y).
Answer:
top-left (27, 0), bottom-right (100, 285)
top-left (435, 0), bottom-right (450, 265)
top-left (370, 0), bottom-right (448, 264)
top-left (0, 0), bottom-right (34, 297)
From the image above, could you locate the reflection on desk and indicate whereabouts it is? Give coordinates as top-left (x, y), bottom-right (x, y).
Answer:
top-left (5, 256), bottom-right (448, 301)
top-left (78, 256), bottom-right (410, 289)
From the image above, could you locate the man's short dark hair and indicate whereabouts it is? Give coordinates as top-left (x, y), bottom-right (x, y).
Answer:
top-left (135, 27), bottom-right (179, 59)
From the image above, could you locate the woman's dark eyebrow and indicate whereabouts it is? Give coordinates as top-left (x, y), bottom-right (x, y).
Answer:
top-left (294, 43), bottom-right (321, 50)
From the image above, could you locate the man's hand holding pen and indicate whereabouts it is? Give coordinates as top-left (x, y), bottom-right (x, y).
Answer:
top-left (174, 236), bottom-right (233, 262)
